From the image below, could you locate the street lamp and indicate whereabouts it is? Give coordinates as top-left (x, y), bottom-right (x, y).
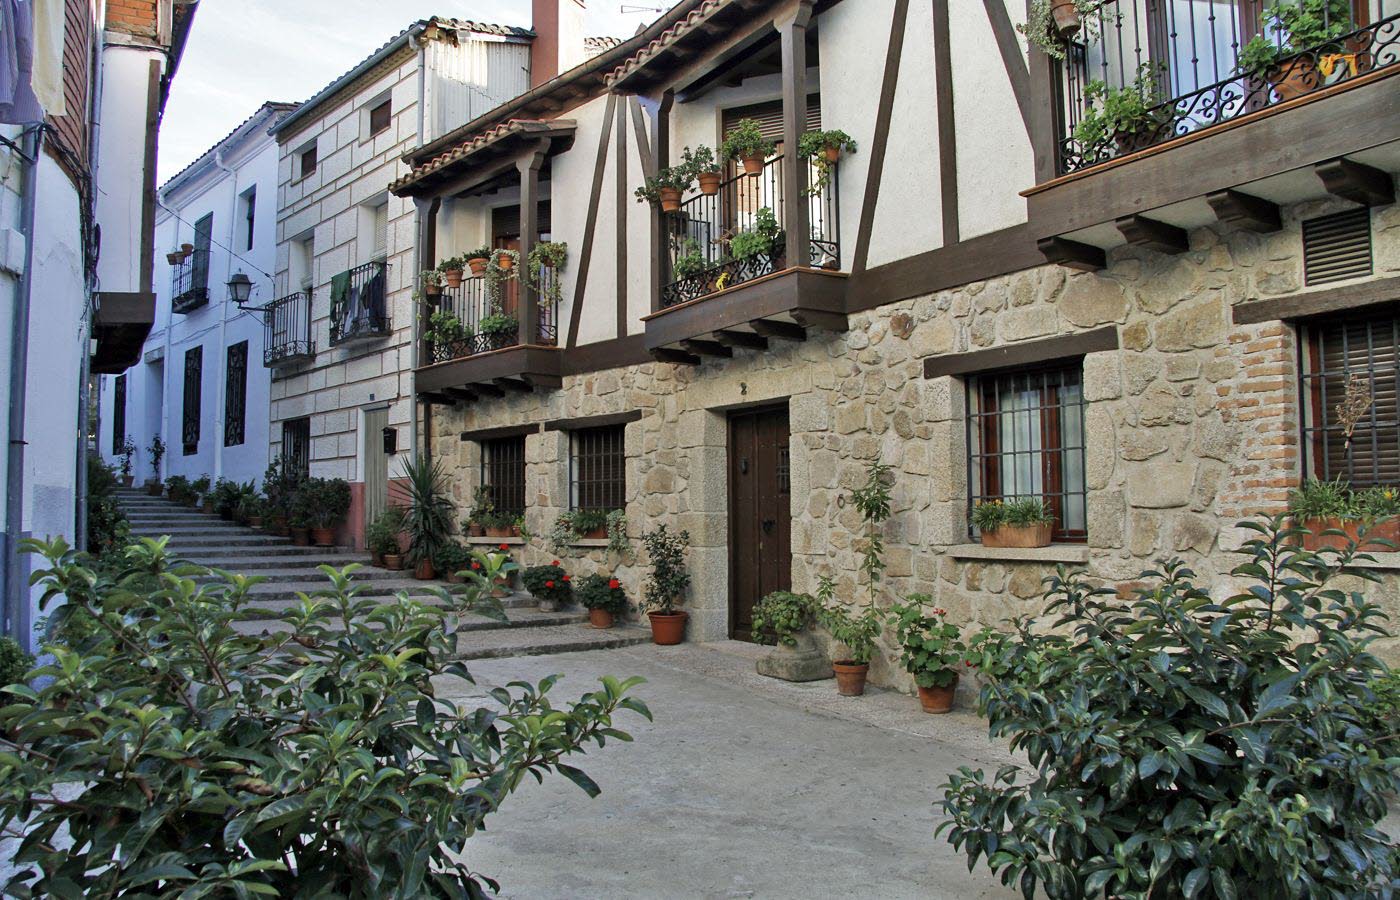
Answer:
top-left (226, 270), bottom-right (253, 306)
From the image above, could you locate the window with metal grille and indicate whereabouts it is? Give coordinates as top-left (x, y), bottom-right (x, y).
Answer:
top-left (1300, 307), bottom-right (1400, 487)
top-left (282, 417), bottom-right (311, 480)
top-left (967, 364), bottom-right (1087, 541)
top-left (224, 341), bottom-right (248, 447)
top-left (111, 374), bottom-right (126, 455)
top-left (182, 346), bottom-right (202, 456)
top-left (570, 425), bottom-right (626, 512)
top-left (1303, 209), bottom-right (1372, 286)
top-left (481, 436), bottom-right (526, 517)
top-left (368, 99), bottom-right (392, 137)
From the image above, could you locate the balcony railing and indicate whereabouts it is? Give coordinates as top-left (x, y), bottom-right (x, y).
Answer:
top-left (660, 154), bottom-right (840, 310)
top-left (171, 248), bottom-right (210, 314)
top-left (1055, 4), bottom-right (1400, 175)
top-left (329, 260), bottom-right (390, 345)
top-left (423, 269), bottom-right (559, 365)
top-left (262, 291), bottom-right (315, 367)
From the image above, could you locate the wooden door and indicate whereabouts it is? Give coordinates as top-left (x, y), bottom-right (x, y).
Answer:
top-left (363, 406), bottom-right (389, 530)
top-left (728, 406), bottom-right (792, 641)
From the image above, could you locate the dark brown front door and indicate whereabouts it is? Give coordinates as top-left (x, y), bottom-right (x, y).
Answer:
top-left (729, 406), bottom-right (792, 641)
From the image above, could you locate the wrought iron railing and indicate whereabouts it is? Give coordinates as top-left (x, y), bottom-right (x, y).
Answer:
top-left (660, 154), bottom-right (840, 310)
top-left (262, 291), bottom-right (315, 367)
top-left (422, 268), bottom-right (559, 365)
top-left (329, 260), bottom-right (390, 345)
top-left (171, 248), bottom-right (210, 314)
top-left (1055, 4), bottom-right (1400, 175)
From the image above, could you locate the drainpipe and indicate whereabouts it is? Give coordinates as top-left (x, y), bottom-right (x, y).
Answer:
top-left (4, 126), bottom-right (43, 646)
top-left (408, 29), bottom-right (426, 465)
top-left (159, 189), bottom-right (175, 481)
top-left (211, 148), bottom-right (238, 480)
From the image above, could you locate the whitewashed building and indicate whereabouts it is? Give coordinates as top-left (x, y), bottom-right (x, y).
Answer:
top-left (97, 101), bottom-right (294, 488)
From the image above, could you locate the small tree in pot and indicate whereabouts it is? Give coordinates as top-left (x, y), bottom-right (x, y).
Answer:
top-left (400, 454), bottom-right (454, 580)
top-left (117, 438), bottom-right (136, 486)
top-left (145, 435), bottom-right (165, 494)
top-left (641, 525), bottom-right (690, 645)
top-left (576, 573), bottom-right (627, 629)
top-left (301, 477), bottom-right (351, 546)
top-left (887, 597), bottom-right (969, 713)
top-left (817, 576), bottom-right (882, 696)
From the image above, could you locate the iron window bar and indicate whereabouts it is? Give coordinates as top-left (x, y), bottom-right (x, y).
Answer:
top-left (481, 436), bottom-right (527, 518)
top-left (171, 248), bottom-right (211, 314)
top-left (570, 425), bottom-right (626, 512)
top-left (330, 260), bottom-right (390, 345)
top-left (256, 291), bottom-right (316, 367)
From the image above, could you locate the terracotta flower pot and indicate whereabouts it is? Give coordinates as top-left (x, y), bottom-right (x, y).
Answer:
top-left (383, 553), bottom-right (403, 571)
top-left (740, 155), bottom-right (765, 176)
top-left (832, 661), bottom-right (869, 697)
top-left (497, 254), bottom-right (514, 271)
top-left (202, 500), bottom-right (215, 514)
top-left (1270, 55), bottom-right (1320, 102)
top-left (485, 525), bottom-right (513, 538)
top-left (121, 475), bottom-right (134, 487)
top-left (822, 145), bottom-right (842, 163)
top-left (443, 571), bottom-right (462, 584)
top-left (181, 242), bottom-right (194, 254)
top-left (582, 525), bottom-right (608, 540)
top-left (589, 608), bottom-right (615, 629)
top-left (248, 516), bottom-right (264, 529)
top-left (272, 515), bottom-right (289, 537)
top-left (414, 559), bottom-right (436, 580)
top-left (311, 527), bottom-right (336, 547)
top-left (467, 258), bottom-right (488, 276)
top-left (1299, 517), bottom-right (1400, 552)
top-left (424, 282), bottom-right (441, 296)
top-left (290, 527), bottom-right (310, 546)
top-left (697, 171), bottom-right (721, 195)
top-left (443, 268), bottom-right (465, 288)
top-left (648, 610), bottom-right (688, 645)
top-left (1050, 0), bottom-right (1081, 37)
top-left (981, 523), bottom-right (1053, 549)
top-left (658, 186), bottom-right (682, 213)
top-left (918, 677), bottom-right (958, 714)
top-left (166, 251), bottom-right (183, 265)
top-left (370, 550), bottom-right (384, 567)
top-left (468, 523), bottom-right (485, 536)
top-left (146, 481), bottom-right (162, 496)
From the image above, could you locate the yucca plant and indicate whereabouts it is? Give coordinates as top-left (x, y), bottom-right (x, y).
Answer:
top-left (398, 453), bottom-right (455, 567)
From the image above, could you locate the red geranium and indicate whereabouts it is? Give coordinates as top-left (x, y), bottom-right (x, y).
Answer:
top-left (551, 560), bottom-right (560, 566)
top-left (545, 580), bottom-right (555, 589)
top-left (498, 543), bottom-right (509, 551)
top-left (471, 562), bottom-right (481, 570)
top-left (608, 578), bottom-right (620, 589)
top-left (562, 575), bottom-right (571, 582)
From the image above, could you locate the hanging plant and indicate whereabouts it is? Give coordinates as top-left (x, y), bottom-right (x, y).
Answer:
top-left (634, 165), bottom-right (694, 213)
top-left (681, 145), bottom-right (722, 195)
top-left (485, 248), bottom-right (519, 304)
top-left (527, 241), bottom-right (568, 309)
top-left (720, 118), bottom-right (776, 175)
top-left (798, 129), bottom-right (855, 196)
top-left (1018, 0), bottom-right (1103, 59)
top-left (465, 246), bottom-right (492, 276)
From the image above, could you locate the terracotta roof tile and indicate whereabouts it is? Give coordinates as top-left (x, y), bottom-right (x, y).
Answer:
top-left (389, 119), bottom-right (575, 193)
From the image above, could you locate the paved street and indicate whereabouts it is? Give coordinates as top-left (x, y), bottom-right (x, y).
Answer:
top-left (444, 642), bottom-right (1022, 900)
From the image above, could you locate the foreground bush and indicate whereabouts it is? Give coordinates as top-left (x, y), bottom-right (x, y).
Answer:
top-left (0, 537), bottom-right (649, 897)
top-left (941, 518), bottom-right (1400, 898)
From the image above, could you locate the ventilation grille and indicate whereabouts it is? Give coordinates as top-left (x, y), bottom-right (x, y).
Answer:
top-left (1303, 208), bottom-right (1372, 286)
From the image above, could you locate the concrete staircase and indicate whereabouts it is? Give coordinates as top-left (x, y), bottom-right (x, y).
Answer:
top-left (115, 488), bottom-right (649, 660)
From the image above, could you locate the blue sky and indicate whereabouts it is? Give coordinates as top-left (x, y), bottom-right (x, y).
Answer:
top-left (159, 0), bottom-right (660, 182)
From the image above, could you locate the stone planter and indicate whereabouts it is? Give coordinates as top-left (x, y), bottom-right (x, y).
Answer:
top-left (537, 596), bottom-right (560, 612)
top-left (981, 523), bottom-right (1052, 548)
top-left (756, 630), bottom-right (832, 682)
top-left (484, 525), bottom-right (513, 538)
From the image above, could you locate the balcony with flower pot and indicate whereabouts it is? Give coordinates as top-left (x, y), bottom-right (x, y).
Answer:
top-left (1025, 0), bottom-right (1400, 269)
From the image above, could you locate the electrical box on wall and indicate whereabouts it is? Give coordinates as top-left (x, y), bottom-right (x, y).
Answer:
top-left (382, 426), bottom-right (397, 455)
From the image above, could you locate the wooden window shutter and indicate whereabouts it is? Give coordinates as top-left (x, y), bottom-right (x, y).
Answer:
top-left (1301, 307), bottom-right (1400, 486)
top-left (373, 204), bottom-right (388, 260)
top-left (721, 96), bottom-right (821, 143)
top-left (491, 202), bottom-right (553, 240)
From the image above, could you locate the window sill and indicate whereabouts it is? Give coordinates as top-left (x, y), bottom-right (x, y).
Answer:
top-left (570, 538), bottom-right (610, 549)
top-left (948, 543), bottom-right (1090, 564)
top-left (1343, 552), bottom-right (1400, 572)
top-left (467, 536), bottom-right (525, 547)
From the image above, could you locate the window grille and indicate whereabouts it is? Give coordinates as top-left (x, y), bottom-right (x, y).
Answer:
top-left (111, 374), bottom-right (126, 456)
top-left (182, 346), bottom-right (202, 456)
top-left (243, 187), bottom-right (256, 251)
top-left (570, 425), bottom-right (626, 512)
top-left (224, 341), bottom-right (247, 447)
top-left (966, 364), bottom-right (1087, 541)
top-left (282, 417), bottom-right (311, 480)
top-left (481, 436), bottom-right (526, 517)
top-left (1300, 307), bottom-right (1400, 486)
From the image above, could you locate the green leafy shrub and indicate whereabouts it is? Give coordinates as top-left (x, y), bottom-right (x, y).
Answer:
top-left (671, 237), bottom-right (709, 280)
top-left (633, 164), bottom-right (694, 205)
top-left (399, 454), bottom-right (455, 566)
top-left (365, 508), bottom-right (404, 557)
top-left (939, 517), bottom-right (1400, 898)
top-left (575, 573), bottom-right (628, 614)
top-left (798, 129), bottom-right (856, 195)
top-left (0, 635), bottom-right (33, 686)
top-left (887, 597), bottom-right (967, 688)
top-left (86, 454), bottom-right (129, 555)
top-left (971, 497), bottom-right (1055, 532)
top-left (522, 563), bottom-right (572, 605)
top-left (720, 118), bottom-right (776, 163)
top-left (210, 478), bottom-right (241, 517)
top-left (433, 541), bottom-right (473, 576)
top-left (641, 525), bottom-right (690, 614)
top-left (851, 459), bottom-right (893, 605)
top-left (1236, 0), bottom-right (1353, 76)
top-left (294, 477), bottom-right (352, 529)
top-left (1071, 65), bottom-right (1171, 152)
top-left (1, 536), bottom-right (648, 897)
top-left (190, 475), bottom-right (212, 502)
top-left (818, 573), bottom-right (882, 666)
top-left (164, 474), bottom-right (191, 503)
top-left (751, 590), bottom-right (819, 647)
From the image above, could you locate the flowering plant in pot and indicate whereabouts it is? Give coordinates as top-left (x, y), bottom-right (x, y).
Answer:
top-left (420, 267), bottom-right (444, 297)
top-left (972, 497), bottom-right (1055, 548)
top-left (798, 129), bottom-right (856, 196)
top-left (400, 453), bottom-right (454, 581)
top-left (366, 509), bottom-right (402, 567)
top-left (641, 525), bottom-right (690, 645)
top-left (681, 145), bottom-right (722, 195)
top-left (720, 118), bottom-right (776, 176)
top-left (634, 164), bottom-right (694, 213)
top-left (887, 598), bottom-right (968, 713)
top-left (1289, 477), bottom-right (1400, 551)
top-left (522, 562), bottom-right (572, 612)
top-left (576, 573), bottom-right (627, 629)
top-left (816, 576), bottom-right (882, 697)
top-left (470, 547), bottom-right (519, 598)
top-left (1236, 0), bottom-right (1352, 101)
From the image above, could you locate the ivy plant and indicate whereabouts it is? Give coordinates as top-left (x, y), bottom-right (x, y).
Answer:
top-left (751, 590), bottom-right (820, 647)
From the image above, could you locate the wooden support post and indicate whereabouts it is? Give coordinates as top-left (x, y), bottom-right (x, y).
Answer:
top-left (517, 144), bottom-right (548, 345)
top-left (778, 2), bottom-right (814, 268)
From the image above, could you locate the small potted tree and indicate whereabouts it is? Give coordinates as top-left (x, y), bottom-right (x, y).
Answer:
top-left (145, 435), bottom-right (165, 495)
top-left (681, 145), bottom-right (722, 195)
top-left (366, 508), bottom-right (402, 567)
top-left (817, 577), bottom-right (883, 696)
top-left (522, 562), bottom-right (572, 612)
top-left (116, 438), bottom-right (136, 487)
top-left (577, 573), bottom-right (627, 629)
top-left (641, 525), bottom-right (690, 645)
top-left (972, 498), bottom-right (1055, 548)
top-left (303, 477), bottom-right (351, 547)
top-left (400, 454), bottom-right (454, 581)
top-left (888, 597), bottom-right (968, 714)
top-left (720, 118), bottom-right (776, 176)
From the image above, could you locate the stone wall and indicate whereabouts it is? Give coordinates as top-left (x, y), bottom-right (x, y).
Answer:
top-left (431, 198), bottom-right (1400, 686)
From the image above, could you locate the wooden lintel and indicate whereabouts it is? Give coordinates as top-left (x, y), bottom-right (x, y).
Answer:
top-left (1115, 214), bottom-right (1189, 254)
top-left (712, 329), bottom-right (768, 350)
top-left (651, 347), bottom-right (701, 365)
top-left (1206, 189), bottom-right (1282, 233)
top-left (493, 378), bottom-right (533, 393)
top-left (789, 309), bottom-right (848, 332)
top-left (1036, 235), bottom-right (1106, 271)
top-left (750, 319), bottom-right (806, 342)
top-left (1315, 157), bottom-right (1396, 207)
top-left (680, 338), bottom-right (733, 358)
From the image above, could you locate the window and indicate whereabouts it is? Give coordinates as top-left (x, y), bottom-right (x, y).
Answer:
top-left (282, 417), bottom-right (311, 480)
top-left (570, 425), bottom-right (626, 512)
top-left (182, 346), bottom-right (202, 456)
top-left (967, 364), bottom-right (1087, 541)
top-left (224, 341), bottom-right (248, 447)
top-left (241, 186), bottom-right (257, 251)
top-left (192, 213), bottom-right (213, 295)
top-left (481, 436), bottom-right (526, 518)
top-left (1301, 307), bottom-right (1400, 487)
top-left (299, 144), bottom-right (318, 180)
top-left (371, 202), bottom-right (388, 262)
top-left (111, 374), bottom-right (126, 456)
top-left (368, 99), bottom-right (392, 138)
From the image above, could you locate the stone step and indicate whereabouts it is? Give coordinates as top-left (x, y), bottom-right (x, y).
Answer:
top-left (231, 606), bottom-right (589, 637)
top-left (186, 553), bottom-right (368, 570)
top-left (149, 535), bottom-right (296, 548)
top-left (130, 522), bottom-right (259, 534)
top-left (235, 583), bottom-right (535, 616)
top-left (193, 564), bottom-right (406, 584)
top-left (161, 544), bottom-right (328, 558)
top-left (455, 623), bottom-right (651, 661)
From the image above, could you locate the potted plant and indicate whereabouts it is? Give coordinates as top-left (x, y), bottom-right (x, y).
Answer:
top-left (527, 241), bottom-right (568, 309)
top-left (289, 510), bottom-right (311, 547)
top-left (641, 525), bottom-right (690, 645)
top-left (400, 453), bottom-right (454, 581)
top-left (671, 237), bottom-right (709, 281)
top-left (483, 508), bottom-right (516, 539)
top-left (464, 246), bottom-right (491, 277)
top-left (114, 438), bottom-right (135, 487)
top-left (681, 145), bottom-right (722, 195)
top-left (572, 508), bottom-right (611, 540)
top-left (972, 497), bottom-right (1055, 548)
top-left (1072, 65), bottom-right (1171, 157)
top-left (425, 308), bottom-right (469, 350)
top-left (817, 576), bottom-right (882, 696)
top-left (1289, 478), bottom-right (1399, 552)
top-left (634, 164), bottom-right (694, 213)
top-left (888, 597), bottom-right (967, 713)
top-left (1237, 0), bottom-right (1352, 102)
top-left (728, 207), bottom-right (784, 263)
top-left (798, 129), bottom-right (855, 196)
top-left (512, 515), bottom-right (529, 539)
top-left (721, 118), bottom-right (776, 176)
top-left (165, 248), bottom-right (184, 266)
top-left (467, 548), bottom-right (519, 599)
top-left (164, 475), bottom-right (190, 504)
top-left (242, 494), bottom-right (266, 529)
top-left (440, 255), bottom-right (468, 287)
top-left (262, 455), bottom-right (299, 537)
top-left (478, 306), bottom-right (518, 345)
top-left (606, 510), bottom-right (629, 556)
top-left (1018, 0), bottom-right (1102, 57)
top-left (434, 542), bottom-right (473, 584)
top-left (465, 485), bottom-right (493, 536)
top-left (191, 476), bottom-right (212, 512)
top-left (523, 562), bottom-right (572, 612)
top-left (145, 435), bottom-right (165, 494)
top-left (488, 247), bottom-right (519, 279)
top-left (301, 477), bottom-right (351, 547)
top-left (366, 508), bottom-right (403, 567)
top-left (420, 268), bottom-right (444, 297)
top-left (576, 573), bottom-right (627, 628)
top-left (209, 478), bottom-right (237, 520)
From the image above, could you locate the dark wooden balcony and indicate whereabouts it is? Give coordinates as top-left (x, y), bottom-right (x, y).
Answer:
top-left (329, 261), bottom-right (390, 345)
top-left (261, 291), bottom-right (315, 367)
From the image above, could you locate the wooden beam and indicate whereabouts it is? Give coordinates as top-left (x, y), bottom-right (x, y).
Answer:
top-left (1206, 189), bottom-right (1282, 233)
top-left (420, 390), bottom-right (454, 405)
top-left (651, 347), bottom-right (701, 365)
top-left (523, 373), bottom-right (564, 390)
top-left (680, 338), bottom-right (732, 358)
top-left (444, 388), bottom-right (476, 403)
top-left (1037, 235), bottom-right (1106, 271)
top-left (472, 383), bottom-right (505, 399)
top-left (779, 2), bottom-right (814, 267)
top-left (750, 319), bottom-right (806, 342)
top-left (1315, 157), bottom-right (1396, 207)
top-left (712, 329), bottom-right (768, 350)
top-left (790, 309), bottom-right (847, 332)
top-left (493, 378), bottom-right (533, 393)
top-left (1115, 214), bottom-right (1190, 254)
